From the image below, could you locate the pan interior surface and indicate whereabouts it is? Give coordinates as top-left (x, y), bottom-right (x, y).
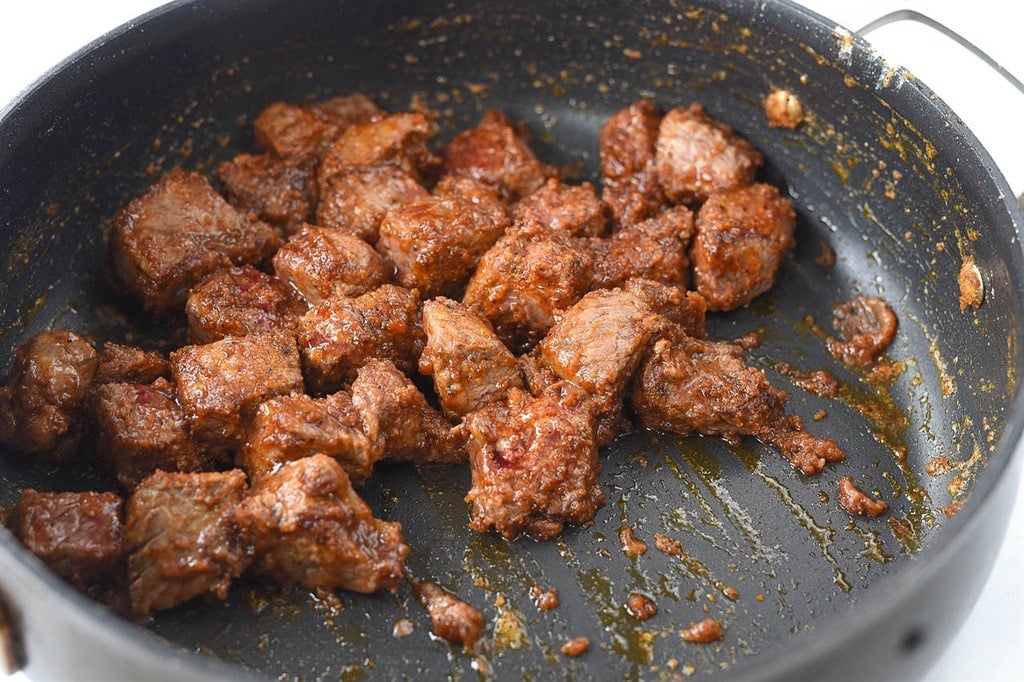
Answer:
top-left (0, 1), bottom-right (1021, 680)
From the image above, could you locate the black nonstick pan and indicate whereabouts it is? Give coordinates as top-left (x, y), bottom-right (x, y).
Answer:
top-left (1, 1), bottom-right (1022, 680)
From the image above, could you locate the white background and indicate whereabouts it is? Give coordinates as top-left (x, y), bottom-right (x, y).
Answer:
top-left (0, 2), bottom-right (1021, 681)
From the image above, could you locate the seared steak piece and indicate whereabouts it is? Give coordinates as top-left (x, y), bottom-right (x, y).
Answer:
top-left (171, 334), bottom-right (304, 459)
top-left (93, 342), bottom-right (170, 385)
top-left (234, 454), bottom-right (408, 593)
top-left (316, 166), bottom-right (428, 245)
top-left (93, 378), bottom-right (208, 490)
top-left (253, 94), bottom-right (381, 162)
top-left (109, 169), bottom-right (281, 314)
top-left (241, 391), bottom-right (376, 485)
top-left (308, 94), bottom-right (384, 129)
top-left (217, 153), bottom-right (316, 235)
top-left (273, 225), bottom-right (388, 304)
top-left (125, 469), bottom-right (249, 616)
top-left (351, 359), bottom-right (464, 463)
top-left (599, 99), bottom-right (666, 225)
top-left (11, 489), bottom-right (123, 590)
top-left (377, 193), bottom-right (509, 299)
top-left (590, 205), bottom-right (695, 290)
top-left (655, 103), bottom-right (764, 206)
top-left (691, 183), bottom-right (796, 311)
top-left (511, 178), bottom-right (610, 238)
top-left (463, 387), bottom-right (604, 541)
top-left (298, 285), bottom-right (424, 393)
top-left (318, 112), bottom-right (438, 190)
top-left (186, 266), bottom-right (307, 344)
top-left (414, 581), bottom-right (486, 650)
top-left (0, 330), bottom-right (98, 459)
top-left (622, 278), bottom-right (707, 339)
top-left (438, 109), bottom-right (556, 201)
top-left (433, 175), bottom-right (508, 217)
top-left (419, 298), bottom-right (524, 419)
top-left (462, 229), bottom-right (594, 353)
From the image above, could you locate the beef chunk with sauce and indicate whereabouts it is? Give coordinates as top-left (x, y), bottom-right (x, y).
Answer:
top-left (316, 166), bottom-right (428, 244)
top-left (253, 94), bottom-right (381, 162)
top-left (415, 581), bottom-right (486, 650)
top-left (11, 489), bottom-right (123, 590)
top-left (838, 477), bottom-right (889, 517)
top-left (590, 205), bottom-right (695, 290)
top-left (511, 177), bottom-right (610, 238)
top-left (217, 153), bottom-right (316, 235)
top-left (691, 183), bottom-right (796, 311)
top-left (109, 169), bottom-right (281, 314)
top-left (298, 284), bottom-right (424, 393)
top-left (273, 225), bottom-right (389, 304)
top-left (317, 112), bottom-right (439, 190)
top-left (93, 342), bottom-right (170, 386)
top-left (234, 454), bottom-right (408, 592)
top-left (171, 334), bottom-right (304, 459)
top-left (0, 330), bottom-right (98, 459)
top-left (599, 99), bottom-right (666, 225)
top-left (125, 469), bottom-right (250, 616)
top-left (186, 266), bottom-right (307, 344)
top-left (655, 103), bottom-right (764, 206)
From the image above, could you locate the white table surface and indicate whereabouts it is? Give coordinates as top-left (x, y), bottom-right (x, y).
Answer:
top-left (1, 2), bottom-right (1021, 681)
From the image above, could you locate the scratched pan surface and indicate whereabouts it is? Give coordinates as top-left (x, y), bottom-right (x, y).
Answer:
top-left (0, 1), bottom-right (1022, 680)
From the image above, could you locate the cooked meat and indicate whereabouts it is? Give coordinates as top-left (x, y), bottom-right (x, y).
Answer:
top-left (253, 95), bottom-right (381, 162)
top-left (216, 153), bottom-right (316, 234)
top-left (171, 334), bottom-right (304, 459)
top-left (93, 342), bottom-right (170, 385)
top-left (185, 266), bottom-right (307, 344)
top-left (433, 175), bottom-right (508, 216)
top-left (463, 387), bottom-right (604, 540)
top-left (297, 284), bottom-right (424, 393)
top-left (93, 378), bottom-right (208, 490)
top-left (438, 109), bottom-right (556, 201)
top-left (530, 586), bottom-right (560, 611)
top-left (462, 229), bottom-right (594, 353)
top-left (272, 225), bottom-right (389, 304)
top-left (621, 278), bottom-right (707, 339)
top-left (0, 330), bottom-right (98, 458)
top-left (414, 581), bottom-right (486, 650)
top-left (590, 205), bottom-right (695, 290)
top-left (511, 177), bottom-right (610, 238)
top-left (690, 183), bottom-right (796, 311)
top-left (419, 297), bottom-right (524, 419)
top-left (109, 168), bottom-right (281, 314)
top-left (837, 477), bottom-right (889, 517)
top-left (759, 416), bottom-right (846, 475)
top-left (561, 636), bottom-right (591, 657)
top-left (681, 618), bottom-right (724, 643)
top-left (308, 94), bottom-right (384, 129)
top-left (125, 469), bottom-right (249, 616)
top-left (655, 103), bottom-right (763, 206)
top-left (764, 89), bottom-right (804, 130)
top-left (351, 359), bottom-right (465, 463)
top-left (625, 593), bottom-right (658, 621)
top-left (11, 489), bottom-right (123, 590)
top-left (377, 193), bottom-right (509, 299)
top-left (317, 112), bottom-right (439, 189)
top-left (234, 454), bottom-right (408, 592)
top-left (316, 166), bottom-right (428, 244)
top-left (599, 99), bottom-right (666, 225)
top-left (826, 296), bottom-right (898, 367)
top-left (240, 391), bottom-right (376, 485)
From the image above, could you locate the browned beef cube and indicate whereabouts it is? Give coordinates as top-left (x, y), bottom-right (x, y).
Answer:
top-left (590, 205), bottom-right (695, 290)
top-left (125, 469), bottom-right (249, 616)
top-left (462, 230), bottom-right (594, 353)
top-left (316, 166), bottom-right (428, 245)
top-left (171, 335), bottom-right (304, 458)
top-left (308, 93), bottom-right (383, 129)
top-left (11, 489), bottom-right (123, 590)
top-left (109, 169), bottom-right (281, 314)
top-left (234, 454), bottom-right (408, 592)
top-left (655, 103), bottom-right (764, 206)
top-left (93, 342), bottom-right (171, 385)
top-left (690, 183), bottom-right (796, 311)
top-left (512, 177), bottom-right (610, 238)
top-left (599, 99), bottom-right (666, 225)
top-left (317, 112), bottom-right (439, 190)
top-left (351, 359), bottom-right (464, 463)
top-left (438, 109), bottom-right (556, 201)
top-left (93, 378), bottom-right (208, 490)
top-left (272, 225), bottom-right (388, 304)
top-left (463, 387), bottom-right (604, 540)
top-left (240, 391), bottom-right (377, 485)
top-left (0, 330), bottom-right (97, 459)
top-left (217, 153), bottom-right (316, 235)
top-left (377, 194), bottom-right (509, 299)
top-left (433, 175), bottom-right (507, 216)
top-left (253, 94), bottom-right (381, 162)
top-left (419, 298), bottom-right (523, 419)
top-left (186, 266), bottom-right (308, 344)
top-left (298, 285), bottom-right (424, 393)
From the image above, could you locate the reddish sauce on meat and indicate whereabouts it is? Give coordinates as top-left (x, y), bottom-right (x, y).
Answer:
top-left (837, 477), bottom-right (889, 517)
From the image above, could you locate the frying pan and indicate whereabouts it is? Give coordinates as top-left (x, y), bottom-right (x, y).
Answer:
top-left (0, 0), bottom-right (1022, 680)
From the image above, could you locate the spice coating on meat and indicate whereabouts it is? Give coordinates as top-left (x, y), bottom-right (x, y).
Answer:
top-left (655, 103), bottom-right (764, 206)
top-left (272, 225), bottom-right (389, 304)
top-left (11, 489), bottom-right (123, 590)
top-left (590, 205), bottom-right (695, 291)
top-left (415, 581), bottom-right (486, 650)
top-left (316, 166), bottom-right (428, 245)
top-left (690, 183), bottom-right (796, 311)
top-left (837, 477), bottom-right (889, 517)
top-left (93, 342), bottom-right (171, 386)
top-left (317, 112), bottom-right (438, 189)
top-left (235, 454), bottom-right (408, 592)
top-left (217, 153), bottom-right (317, 234)
top-left (186, 266), bottom-right (307, 344)
top-left (826, 296), bottom-right (898, 367)
top-left (125, 469), bottom-right (250, 616)
top-left (511, 178), bottom-right (610, 238)
top-left (0, 330), bottom-right (98, 459)
top-left (599, 99), bottom-right (666, 225)
top-left (253, 95), bottom-right (381, 162)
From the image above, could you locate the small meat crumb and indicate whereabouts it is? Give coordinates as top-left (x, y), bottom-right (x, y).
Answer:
top-left (958, 258), bottom-right (984, 310)
top-left (764, 88), bottom-right (804, 129)
top-left (722, 585), bottom-right (739, 601)
top-left (529, 585), bottom-right (560, 611)
top-left (625, 593), bottom-right (659, 621)
top-left (815, 241), bottom-right (837, 267)
top-left (414, 581), bottom-right (486, 650)
top-left (837, 477), bottom-right (889, 517)
top-left (561, 636), bottom-right (590, 657)
top-left (619, 527), bottom-right (648, 557)
top-left (681, 618), bottom-right (724, 643)
top-left (393, 618), bottom-right (414, 638)
top-left (654, 532), bottom-right (685, 557)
